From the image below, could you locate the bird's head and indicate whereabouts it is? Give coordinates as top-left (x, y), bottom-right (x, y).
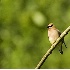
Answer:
top-left (47, 23), bottom-right (55, 29)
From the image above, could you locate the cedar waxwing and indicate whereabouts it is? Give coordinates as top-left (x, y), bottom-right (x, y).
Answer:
top-left (47, 23), bottom-right (67, 54)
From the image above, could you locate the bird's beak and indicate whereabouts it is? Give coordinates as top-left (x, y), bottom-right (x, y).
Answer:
top-left (47, 26), bottom-right (49, 28)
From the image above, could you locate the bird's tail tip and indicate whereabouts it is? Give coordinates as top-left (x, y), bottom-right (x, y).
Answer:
top-left (59, 50), bottom-right (63, 54)
top-left (60, 51), bottom-right (63, 54)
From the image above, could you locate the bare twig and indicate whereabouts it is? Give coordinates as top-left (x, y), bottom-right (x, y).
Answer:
top-left (35, 26), bottom-right (70, 69)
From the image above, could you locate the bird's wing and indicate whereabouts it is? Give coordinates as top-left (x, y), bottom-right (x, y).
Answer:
top-left (57, 29), bottom-right (61, 36)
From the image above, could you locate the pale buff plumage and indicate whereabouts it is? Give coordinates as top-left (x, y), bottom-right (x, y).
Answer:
top-left (47, 23), bottom-right (61, 44)
top-left (47, 23), bottom-right (67, 54)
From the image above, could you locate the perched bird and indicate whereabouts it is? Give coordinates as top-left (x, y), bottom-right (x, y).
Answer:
top-left (47, 23), bottom-right (67, 54)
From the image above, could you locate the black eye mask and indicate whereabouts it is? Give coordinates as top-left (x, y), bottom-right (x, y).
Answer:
top-left (47, 24), bottom-right (53, 28)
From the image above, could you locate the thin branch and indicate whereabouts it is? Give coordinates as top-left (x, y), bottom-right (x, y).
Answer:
top-left (35, 26), bottom-right (70, 69)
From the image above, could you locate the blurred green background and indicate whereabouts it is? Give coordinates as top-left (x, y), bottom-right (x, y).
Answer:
top-left (0, 0), bottom-right (70, 69)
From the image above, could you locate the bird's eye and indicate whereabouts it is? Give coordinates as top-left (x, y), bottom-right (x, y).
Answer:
top-left (50, 24), bottom-right (53, 27)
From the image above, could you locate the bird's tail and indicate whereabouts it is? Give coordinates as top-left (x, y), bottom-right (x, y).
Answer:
top-left (59, 44), bottom-right (63, 54)
top-left (59, 41), bottom-right (67, 54)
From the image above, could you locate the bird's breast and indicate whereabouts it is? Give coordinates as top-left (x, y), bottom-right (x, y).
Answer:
top-left (48, 30), bottom-right (59, 44)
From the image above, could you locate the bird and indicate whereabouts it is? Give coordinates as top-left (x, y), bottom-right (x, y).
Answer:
top-left (47, 23), bottom-right (67, 54)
